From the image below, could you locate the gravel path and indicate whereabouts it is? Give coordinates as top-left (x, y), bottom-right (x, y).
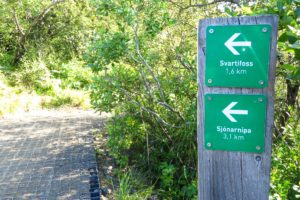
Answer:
top-left (0, 109), bottom-right (105, 200)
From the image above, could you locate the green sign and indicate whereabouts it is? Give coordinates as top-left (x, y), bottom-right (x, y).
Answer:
top-left (206, 25), bottom-right (271, 88)
top-left (204, 94), bottom-right (266, 153)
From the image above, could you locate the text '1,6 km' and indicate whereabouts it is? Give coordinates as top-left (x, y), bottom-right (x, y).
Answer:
top-left (198, 15), bottom-right (278, 200)
top-left (206, 25), bottom-right (272, 88)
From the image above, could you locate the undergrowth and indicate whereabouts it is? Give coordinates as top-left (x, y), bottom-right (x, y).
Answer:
top-left (0, 72), bottom-right (41, 115)
top-left (114, 171), bottom-right (153, 200)
top-left (0, 58), bottom-right (92, 117)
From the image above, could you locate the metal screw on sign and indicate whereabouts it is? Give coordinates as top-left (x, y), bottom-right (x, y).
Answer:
top-left (262, 27), bottom-right (268, 32)
top-left (198, 15), bottom-right (278, 200)
top-left (255, 156), bottom-right (262, 162)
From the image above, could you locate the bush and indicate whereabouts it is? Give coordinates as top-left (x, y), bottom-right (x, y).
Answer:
top-left (270, 110), bottom-right (300, 200)
top-left (41, 89), bottom-right (90, 109)
top-left (87, 1), bottom-right (299, 199)
top-left (52, 59), bottom-right (93, 90)
top-left (0, 72), bottom-right (42, 116)
top-left (115, 171), bottom-right (153, 200)
top-left (10, 59), bottom-right (57, 95)
top-left (85, 1), bottom-right (198, 199)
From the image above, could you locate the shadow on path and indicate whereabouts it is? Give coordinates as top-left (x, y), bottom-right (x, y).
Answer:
top-left (0, 109), bottom-right (107, 200)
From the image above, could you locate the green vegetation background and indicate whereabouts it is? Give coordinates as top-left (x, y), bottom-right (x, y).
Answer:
top-left (0, 0), bottom-right (299, 199)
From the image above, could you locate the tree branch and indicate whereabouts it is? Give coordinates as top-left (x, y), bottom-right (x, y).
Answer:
top-left (176, 54), bottom-right (195, 73)
top-left (184, 0), bottom-right (240, 9)
top-left (11, 0), bottom-right (66, 65)
top-left (122, 88), bottom-right (177, 128)
top-left (29, 0), bottom-right (65, 32)
top-left (105, 76), bottom-right (177, 128)
top-left (170, 0), bottom-right (240, 13)
top-left (129, 53), bottom-right (155, 100)
top-left (130, 52), bottom-right (185, 122)
top-left (133, 22), bottom-right (166, 102)
top-left (158, 101), bottom-right (185, 121)
top-left (13, 9), bottom-right (25, 36)
top-left (130, 16), bottom-right (188, 122)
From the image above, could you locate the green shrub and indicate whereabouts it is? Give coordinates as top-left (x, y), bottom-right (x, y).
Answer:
top-left (85, 1), bottom-right (197, 199)
top-left (10, 58), bottom-right (93, 94)
top-left (0, 72), bottom-right (42, 116)
top-left (270, 111), bottom-right (300, 200)
top-left (52, 59), bottom-right (93, 90)
top-left (115, 171), bottom-right (153, 200)
top-left (87, 1), bottom-right (299, 199)
top-left (41, 89), bottom-right (90, 109)
top-left (10, 59), bottom-right (57, 95)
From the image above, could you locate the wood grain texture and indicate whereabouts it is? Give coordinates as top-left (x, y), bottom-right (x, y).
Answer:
top-left (197, 15), bottom-right (278, 200)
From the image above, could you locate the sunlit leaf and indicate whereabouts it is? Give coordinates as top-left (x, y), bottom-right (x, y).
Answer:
top-left (289, 41), bottom-right (300, 49)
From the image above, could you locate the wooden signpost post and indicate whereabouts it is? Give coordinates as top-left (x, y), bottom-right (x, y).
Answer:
top-left (197, 15), bottom-right (278, 200)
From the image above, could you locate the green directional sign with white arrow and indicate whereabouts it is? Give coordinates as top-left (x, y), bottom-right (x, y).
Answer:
top-left (205, 25), bottom-right (271, 88)
top-left (204, 94), bottom-right (267, 153)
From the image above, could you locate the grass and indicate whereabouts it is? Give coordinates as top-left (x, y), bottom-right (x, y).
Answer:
top-left (0, 59), bottom-right (92, 117)
top-left (0, 75), bottom-right (40, 116)
top-left (115, 171), bottom-right (153, 200)
top-left (41, 89), bottom-right (91, 109)
top-left (94, 129), bottom-right (154, 200)
top-left (0, 74), bottom-right (91, 117)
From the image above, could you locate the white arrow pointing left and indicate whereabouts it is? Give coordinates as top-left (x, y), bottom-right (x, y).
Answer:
top-left (222, 102), bottom-right (248, 122)
top-left (225, 33), bottom-right (252, 55)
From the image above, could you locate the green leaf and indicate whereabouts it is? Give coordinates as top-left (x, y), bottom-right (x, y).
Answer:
top-left (291, 67), bottom-right (300, 79)
top-left (241, 6), bottom-right (253, 14)
top-left (286, 32), bottom-right (298, 44)
top-left (278, 41), bottom-right (287, 48)
top-left (295, 49), bottom-right (300, 60)
top-left (278, 32), bottom-right (288, 42)
top-left (281, 64), bottom-right (295, 71)
top-left (282, 16), bottom-right (295, 26)
top-left (289, 42), bottom-right (300, 50)
top-left (286, 66), bottom-right (300, 80)
top-left (295, 7), bottom-right (300, 17)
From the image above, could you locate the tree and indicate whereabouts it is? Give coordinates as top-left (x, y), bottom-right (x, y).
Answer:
top-left (0, 0), bottom-right (97, 67)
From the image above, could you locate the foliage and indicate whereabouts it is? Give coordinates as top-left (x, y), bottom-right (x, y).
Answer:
top-left (271, 110), bottom-right (300, 200)
top-left (41, 89), bottom-right (90, 109)
top-left (2, 57), bottom-right (92, 109)
top-left (86, 0), bottom-right (213, 199)
top-left (1, 0), bottom-right (298, 199)
top-left (0, 72), bottom-right (41, 116)
top-left (0, 0), bottom-right (96, 113)
top-left (0, 0), bottom-right (96, 66)
top-left (88, 0), bottom-right (299, 199)
top-left (10, 59), bottom-right (56, 94)
top-left (115, 171), bottom-right (153, 200)
top-left (55, 60), bottom-right (93, 90)
top-left (225, 1), bottom-right (300, 199)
